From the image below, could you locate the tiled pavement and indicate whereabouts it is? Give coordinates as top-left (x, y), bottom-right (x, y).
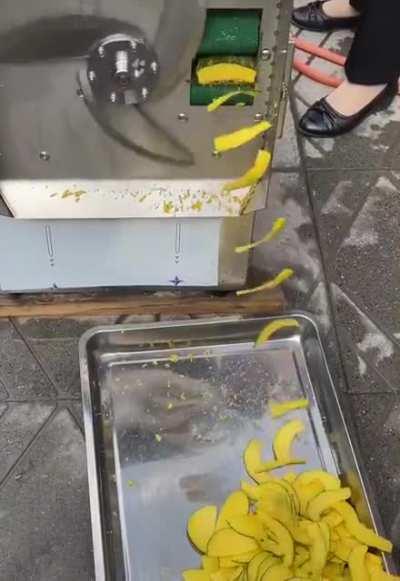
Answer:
top-left (1, 16), bottom-right (400, 581)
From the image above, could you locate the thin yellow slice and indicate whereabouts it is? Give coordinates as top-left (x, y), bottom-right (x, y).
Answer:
top-left (296, 469), bottom-right (341, 491)
top-left (236, 268), bottom-right (294, 297)
top-left (269, 398), bottom-right (309, 418)
top-left (308, 488), bottom-right (352, 522)
top-left (262, 565), bottom-right (292, 581)
top-left (243, 439), bottom-right (271, 483)
top-left (240, 480), bottom-right (261, 501)
top-left (257, 512), bottom-right (294, 567)
top-left (207, 528), bottom-right (258, 557)
top-left (255, 319), bottom-right (300, 347)
top-left (188, 506), bottom-right (218, 553)
top-left (198, 63), bottom-right (256, 85)
top-left (202, 556), bottom-right (219, 573)
top-left (214, 121), bottom-right (271, 153)
top-left (235, 217), bottom-right (286, 254)
top-left (348, 544), bottom-right (369, 581)
top-left (333, 502), bottom-right (393, 553)
top-left (216, 491), bottom-right (249, 530)
top-left (257, 555), bottom-right (280, 579)
top-left (207, 90), bottom-right (257, 112)
top-left (223, 149), bottom-right (271, 193)
top-left (294, 480), bottom-right (324, 516)
top-left (257, 484), bottom-right (295, 528)
top-left (210, 568), bottom-right (242, 581)
top-left (183, 570), bottom-right (211, 581)
top-left (228, 515), bottom-right (265, 542)
top-left (247, 552), bottom-right (270, 581)
top-left (272, 419), bottom-right (305, 464)
top-left (307, 522), bottom-right (329, 577)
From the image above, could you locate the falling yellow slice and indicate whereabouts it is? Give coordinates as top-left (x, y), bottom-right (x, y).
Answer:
top-left (197, 63), bottom-right (256, 85)
top-left (235, 218), bottom-right (287, 253)
top-left (187, 505), bottom-right (218, 553)
top-left (223, 150), bottom-right (271, 193)
top-left (255, 319), bottom-right (300, 347)
top-left (207, 90), bottom-right (257, 112)
top-left (271, 419), bottom-right (305, 465)
top-left (214, 120), bottom-right (271, 153)
top-left (236, 268), bottom-right (294, 297)
top-left (269, 398), bottom-right (309, 418)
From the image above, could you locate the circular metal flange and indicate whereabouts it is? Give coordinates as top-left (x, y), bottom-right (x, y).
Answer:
top-left (87, 34), bottom-right (159, 105)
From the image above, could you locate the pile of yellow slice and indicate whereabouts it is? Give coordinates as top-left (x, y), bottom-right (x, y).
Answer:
top-left (183, 417), bottom-right (397, 581)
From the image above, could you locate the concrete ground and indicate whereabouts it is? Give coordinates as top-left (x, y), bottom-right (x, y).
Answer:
top-left (0, 18), bottom-right (400, 581)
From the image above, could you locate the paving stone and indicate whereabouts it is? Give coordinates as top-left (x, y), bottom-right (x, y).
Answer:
top-left (272, 105), bottom-right (301, 169)
top-left (0, 408), bottom-right (93, 581)
top-left (308, 170), bottom-right (376, 271)
top-left (0, 320), bottom-right (56, 400)
top-left (335, 174), bottom-right (400, 338)
top-left (30, 338), bottom-right (80, 396)
top-left (348, 393), bottom-right (400, 545)
top-left (332, 284), bottom-right (400, 392)
top-left (252, 172), bottom-right (323, 309)
top-left (0, 403), bottom-right (54, 482)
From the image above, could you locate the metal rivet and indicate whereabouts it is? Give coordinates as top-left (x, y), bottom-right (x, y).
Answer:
top-left (141, 87), bottom-right (149, 99)
top-left (98, 46), bottom-right (105, 57)
top-left (150, 61), bottom-right (158, 73)
top-left (110, 92), bottom-right (117, 103)
top-left (88, 70), bottom-right (96, 82)
top-left (131, 40), bottom-right (137, 50)
top-left (177, 113), bottom-right (188, 122)
top-left (254, 113), bottom-right (264, 121)
top-left (39, 151), bottom-right (50, 161)
top-left (261, 48), bottom-right (272, 60)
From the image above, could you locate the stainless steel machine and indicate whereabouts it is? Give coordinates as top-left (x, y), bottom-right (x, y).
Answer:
top-left (0, 0), bottom-right (293, 292)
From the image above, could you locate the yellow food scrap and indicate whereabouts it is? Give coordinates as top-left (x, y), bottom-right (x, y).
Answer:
top-left (168, 354), bottom-right (179, 363)
top-left (269, 398), bottom-right (309, 418)
top-left (187, 505), bottom-right (218, 553)
top-left (214, 120), bottom-right (271, 153)
top-left (255, 318), bottom-right (300, 347)
top-left (191, 200), bottom-right (203, 211)
top-left (163, 200), bottom-right (174, 214)
top-left (52, 189), bottom-right (87, 202)
top-left (167, 402), bottom-right (174, 410)
top-left (155, 434), bottom-right (162, 442)
top-left (235, 217), bottom-right (286, 253)
top-left (236, 268), bottom-right (294, 297)
top-left (223, 150), bottom-right (271, 193)
top-left (207, 90), bottom-right (257, 112)
top-left (197, 63), bottom-right (256, 85)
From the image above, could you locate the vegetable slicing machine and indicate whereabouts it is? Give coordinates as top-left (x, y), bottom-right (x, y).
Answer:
top-left (0, 0), bottom-right (293, 292)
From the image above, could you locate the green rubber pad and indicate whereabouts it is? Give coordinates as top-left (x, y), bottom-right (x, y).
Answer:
top-left (190, 84), bottom-right (255, 107)
top-left (198, 10), bottom-right (261, 56)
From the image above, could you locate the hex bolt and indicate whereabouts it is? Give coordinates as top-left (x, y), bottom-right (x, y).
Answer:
top-left (254, 113), bottom-right (264, 121)
top-left (177, 113), bottom-right (188, 122)
top-left (150, 61), bottom-right (158, 73)
top-left (98, 45), bottom-right (105, 58)
top-left (40, 151), bottom-right (50, 161)
top-left (88, 70), bottom-right (96, 82)
top-left (141, 87), bottom-right (149, 99)
top-left (110, 92), bottom-right (117, 103)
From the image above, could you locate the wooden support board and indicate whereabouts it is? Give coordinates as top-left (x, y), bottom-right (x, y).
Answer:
top-left (0, 288), bottom-right (285, 318)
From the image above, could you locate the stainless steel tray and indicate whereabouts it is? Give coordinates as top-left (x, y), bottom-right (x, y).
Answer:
top-left (80, 315), bottom-right (395, 580)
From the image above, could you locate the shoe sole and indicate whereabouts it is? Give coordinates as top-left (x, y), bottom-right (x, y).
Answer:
top-left (290, 17), bottom-right (359, 33)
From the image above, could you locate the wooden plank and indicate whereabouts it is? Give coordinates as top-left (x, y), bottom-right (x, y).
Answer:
top-left (0, 288), bottom-right (285, 318)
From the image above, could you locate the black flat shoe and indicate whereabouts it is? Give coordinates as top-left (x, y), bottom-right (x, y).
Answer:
top-left (292, 0), bottom-right (359, 32)
top-left (298, 82), bottom-right (398, 138)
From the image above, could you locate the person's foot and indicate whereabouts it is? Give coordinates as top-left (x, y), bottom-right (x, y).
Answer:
top-left (298, 80), bottom-right (398, 138)
top-left (292, 0), bottom-right (360, 32)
